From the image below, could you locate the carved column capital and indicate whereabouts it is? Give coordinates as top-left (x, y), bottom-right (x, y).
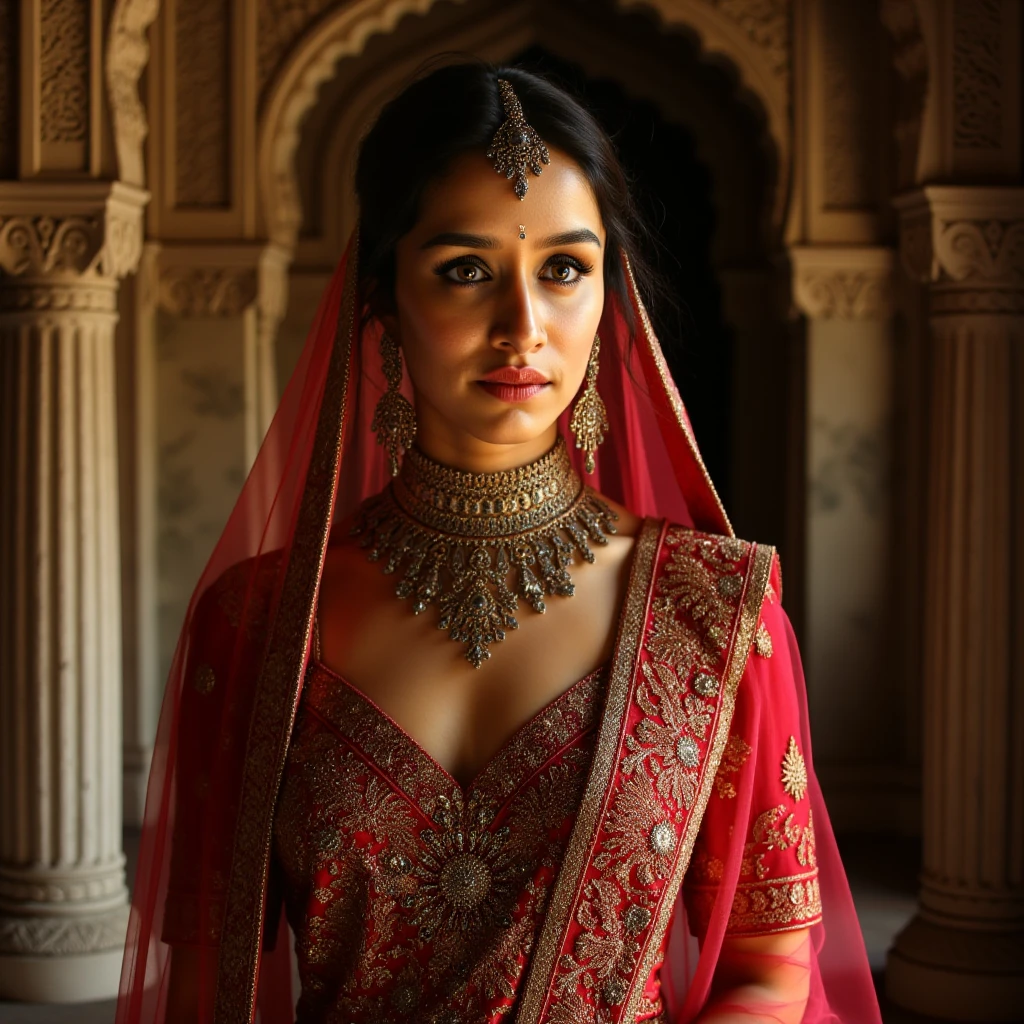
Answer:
top-left (0, 181), bottom-right (148, 283)
top-left (789, 245), bottom-right (895, 320)
top-left (154, 242), bottom-right (291, 319)
top-left (895, 186), bottom-right (1024, 283)
top-left (895, 186), bottom-right (1024, 315)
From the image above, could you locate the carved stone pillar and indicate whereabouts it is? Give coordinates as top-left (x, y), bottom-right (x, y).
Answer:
top-left (0, 182), bottom-right (146, 1001)
top-left (887, 186), bottom-right (1024, 1021)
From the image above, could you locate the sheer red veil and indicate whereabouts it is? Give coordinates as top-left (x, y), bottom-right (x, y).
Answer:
top-left (116, 231), bottom-right (881, 1023)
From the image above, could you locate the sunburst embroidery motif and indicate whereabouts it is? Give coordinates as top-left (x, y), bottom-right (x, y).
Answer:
top-left (781, 736), bottom-right (808, 802)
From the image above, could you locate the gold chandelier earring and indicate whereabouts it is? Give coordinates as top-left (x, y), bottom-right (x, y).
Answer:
top-left (569, 333), bottom-right (609, 474)
top-left (371, 332), bottom-right (417, 476)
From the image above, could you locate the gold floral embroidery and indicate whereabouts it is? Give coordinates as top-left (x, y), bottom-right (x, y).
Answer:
top-left (597, 773), bottom-right (677, 885)
top-left (754, 621), bottom-right (773, 657)
top-left (713, 734), bottom-right (752, 799)
top-left (781, 736), bottom-right (808, 801)
top-left (652, 542), bottom-right (742, 659)
top-left (538, 529), bottom-right (765, 1021)
top-left (742, 805), bottom-right (816, 880)
top-left (556, 875), bottom-right (644, 1009)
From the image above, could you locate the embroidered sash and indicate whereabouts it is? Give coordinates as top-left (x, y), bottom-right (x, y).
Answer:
top-left (515, 523), bottom-right (775, 1024)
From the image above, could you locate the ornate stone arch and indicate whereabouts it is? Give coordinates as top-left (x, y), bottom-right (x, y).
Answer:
top-left (288, 2), bottom-right (774, 272)
top-left (257, 0), bottom-right (791, 253)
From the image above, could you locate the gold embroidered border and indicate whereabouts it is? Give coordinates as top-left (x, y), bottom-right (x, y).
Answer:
top-left (213, 238), bottom-right (358, 1024)
top-left (726, 873), bottom-right (822, 934)
top-left (686, 869), bottom-right (822, 937)
top-left (623, 254), bottom-right (733, 539)
top-left (515, 517), bottom-right (663, 1024)
top-left (621, 542), bottom-right (775, 1023)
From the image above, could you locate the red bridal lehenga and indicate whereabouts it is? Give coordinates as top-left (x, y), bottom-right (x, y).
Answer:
top-left (117, 232), bottom-right (882, 1024)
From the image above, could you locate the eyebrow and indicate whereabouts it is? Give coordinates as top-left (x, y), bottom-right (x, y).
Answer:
top-left (420, 228), bottom-right (602, 250)
top-left (538, 228), bottom-right (602, 248)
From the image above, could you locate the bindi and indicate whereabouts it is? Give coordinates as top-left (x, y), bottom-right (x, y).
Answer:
top-left (519, 224), bottom-right (526, 240)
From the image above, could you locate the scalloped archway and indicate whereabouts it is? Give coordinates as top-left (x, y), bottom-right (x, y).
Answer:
top-left (256, 0), bottom-right (791, 251)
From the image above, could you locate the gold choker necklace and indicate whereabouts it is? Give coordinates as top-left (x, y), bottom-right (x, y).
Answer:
top-left (352, 437), bottom-right (618, 667)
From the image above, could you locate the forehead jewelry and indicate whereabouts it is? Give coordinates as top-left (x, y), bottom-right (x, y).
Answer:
top-left (487, 79), bottom-right (550, 200)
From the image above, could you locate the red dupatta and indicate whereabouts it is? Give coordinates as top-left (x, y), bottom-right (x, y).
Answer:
top-left (116, 230), bottom-right (880, 1024)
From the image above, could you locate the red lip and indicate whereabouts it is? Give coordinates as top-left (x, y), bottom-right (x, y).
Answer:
top-left (478, 366), bottom-right (550, 385)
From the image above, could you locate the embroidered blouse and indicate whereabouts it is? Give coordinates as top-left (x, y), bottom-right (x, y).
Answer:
top-left (271, 660), bottom-right (669, 1023)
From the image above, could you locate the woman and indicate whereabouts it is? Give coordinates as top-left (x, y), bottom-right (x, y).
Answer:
top-left (117, 63), bottom-right (881, 1024)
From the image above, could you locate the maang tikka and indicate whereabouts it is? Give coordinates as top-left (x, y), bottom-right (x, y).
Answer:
top-left (488, 79), bottom-right (550, 200)
top-left (371, 332), bottom-right (417, 476)
top-left (570, 334), bottom-right (609, 473)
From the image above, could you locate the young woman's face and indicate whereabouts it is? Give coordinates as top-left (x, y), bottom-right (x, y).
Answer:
top-left (386, 146), bottom-right (606, 469)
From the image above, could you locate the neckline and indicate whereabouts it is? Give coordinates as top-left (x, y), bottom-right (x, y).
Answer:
top-left (307, 516), bottom-right (651, 806)
top-left (307, 656), bottom-right (607, 799)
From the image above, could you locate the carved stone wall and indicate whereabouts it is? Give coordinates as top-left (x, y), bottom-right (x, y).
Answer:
top-left (175, 0), bottom-right (231, 206)
top-left (821, 1), bottom-right (874, 208)
top-left (258, 0), bottom-right (338, 95)
top-left (39, 0), bottom-right (89, 144)
top-left (0, 0), bottom-right (17, 178)
top-left (913, 0), bottom-right (1020, 183)
top-left (952, 0), bottom-right (1003, 150)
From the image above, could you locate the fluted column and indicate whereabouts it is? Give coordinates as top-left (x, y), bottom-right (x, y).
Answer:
top-left (887, 186), bottom-right (1024, 1021)
top-left (0, 181), bottom-right (146, 1001)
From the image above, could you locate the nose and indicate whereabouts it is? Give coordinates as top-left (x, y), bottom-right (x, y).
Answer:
top-left (491, 270), bottom-right (545, 355)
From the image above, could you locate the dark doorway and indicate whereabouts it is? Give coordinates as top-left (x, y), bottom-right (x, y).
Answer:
top-left (512, 45), bottom-right (734, 508)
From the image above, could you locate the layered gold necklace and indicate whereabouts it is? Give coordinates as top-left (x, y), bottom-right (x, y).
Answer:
top-left (352, 437), bottom-right (618, 667)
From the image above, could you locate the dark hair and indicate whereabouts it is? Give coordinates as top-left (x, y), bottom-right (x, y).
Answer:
top-left (355, 58), bottom-right (660, 338)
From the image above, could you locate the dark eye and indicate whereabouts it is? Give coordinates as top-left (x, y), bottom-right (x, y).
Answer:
top-left (542, 257), bottom-right (592, 286)
top-left (449, 263), bottom-right (482, 283)
top-left (434, 257), bottom-right (492, 286)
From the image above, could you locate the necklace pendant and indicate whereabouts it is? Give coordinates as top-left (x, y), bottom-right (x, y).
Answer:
top-left (352, 437), bottom-right (618, 666)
